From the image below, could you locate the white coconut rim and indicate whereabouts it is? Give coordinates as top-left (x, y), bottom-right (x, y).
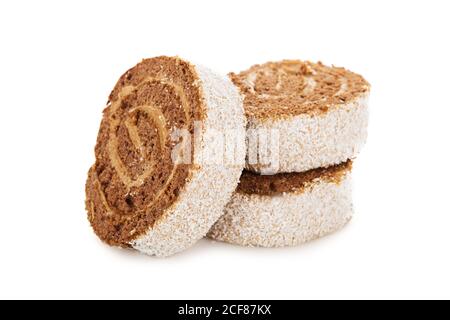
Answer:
top-left (246, 93), bottom-right (369, 174)
top-left (208, 171), bottom-right (353, 248)
top-left (131, 63), bottom-right (246, 257)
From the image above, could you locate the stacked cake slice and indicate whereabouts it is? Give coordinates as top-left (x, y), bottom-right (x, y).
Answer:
top-left (208, 60), bottom-right (370, 247)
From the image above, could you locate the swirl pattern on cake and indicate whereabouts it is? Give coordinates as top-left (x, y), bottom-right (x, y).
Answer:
top-left (86, 57), bottom-right (205, 246)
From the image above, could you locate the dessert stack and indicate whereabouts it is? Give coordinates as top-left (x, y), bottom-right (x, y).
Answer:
top-left (208, 60), bottom-right (370, 247)
top-left (86, 57), bottom-right (370, 256)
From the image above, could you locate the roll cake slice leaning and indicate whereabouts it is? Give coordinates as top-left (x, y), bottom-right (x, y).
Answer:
top-left (230, 60), bottom-right (370, 174)
top-left (85, 56), bottom-right (246, 257)
top-left (208, 161), bottom-right (353, 247)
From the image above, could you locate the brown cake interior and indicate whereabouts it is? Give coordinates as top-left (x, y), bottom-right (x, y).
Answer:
top-left (237, 160), bottom-right (352, 196)
top-left (85, 57), bottom-right (205, 246)
top-left (230, 60), bottom-right (370, 119)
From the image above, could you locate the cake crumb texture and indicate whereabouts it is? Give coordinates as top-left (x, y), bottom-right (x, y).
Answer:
top-left (238, 160), bottom-right (352, 196)
top-left (230, 60), bottom-right (370, 120)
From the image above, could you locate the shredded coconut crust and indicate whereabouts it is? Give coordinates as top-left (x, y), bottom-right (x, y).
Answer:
top-left (207, 171), bottom-right (353, 248)
top-left (131, 63), bottom-right (246, 257)
top-left (246, 93), bottom-right (369, 173)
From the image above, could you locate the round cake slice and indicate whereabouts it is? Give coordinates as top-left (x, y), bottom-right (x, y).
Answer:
top-left (207, 161), bottom-right (353, 248)
top-left (230, 60), bottom-right (370, 174)
top-left (85, 56), bottom-right (245, 257)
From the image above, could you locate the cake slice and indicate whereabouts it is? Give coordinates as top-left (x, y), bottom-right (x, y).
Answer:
top-left (86, 56), bottom-right (245, 257)
top-left (207, 161), bottom-right (353, 247)
top-left (230, 60), bottom-right (370, 174)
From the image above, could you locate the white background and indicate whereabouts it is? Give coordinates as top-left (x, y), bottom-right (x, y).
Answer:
top-left (1, 0), bottom-right (449, 300)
